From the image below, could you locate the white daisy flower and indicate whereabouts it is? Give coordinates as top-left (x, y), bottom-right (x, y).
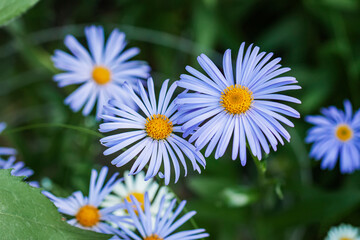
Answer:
top-left (52, 25), bottom-right (150, 119)
top-left (326, 224), bottom-right (360, 240)
top-left (102, 171), bottom-right (174, 219)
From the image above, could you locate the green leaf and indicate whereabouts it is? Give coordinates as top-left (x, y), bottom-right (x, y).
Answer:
top-left (0, 169), bottom-right (111, 239)
top-left (323, 0), bottom-right (358, 11)
top-left (188, 176), bottom-right (259, 207)
top-left (0, 0), bottom-right (39, 26)
top-left (188, 176), bottom-right (234, 200)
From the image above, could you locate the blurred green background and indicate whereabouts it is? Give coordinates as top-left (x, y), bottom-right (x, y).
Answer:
top-left (0, 0), bottom-right (360, 239)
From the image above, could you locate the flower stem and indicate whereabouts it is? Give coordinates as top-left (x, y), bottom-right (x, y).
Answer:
top-left (2, 123), bottom-right (103, 138)
top-left (157, 177), bottom-right (203, 238)
top-left (247, 145), bottom-right (267, 184)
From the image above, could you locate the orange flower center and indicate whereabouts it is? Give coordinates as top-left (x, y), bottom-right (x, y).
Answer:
top-left (125, 192), bottom-right (145, 215)
top-left (75, 205), bottom-right (100, 227)
top-left (220, 84), bottom-right (253, 115)
top-left (92, 66), bottom-right (111, 85)
top-left (144, 234), bottom-right (163, 240)
top-left (145, 114), bottom-right (173, 140)
top-left (335, 124), bottom-right (353, 142)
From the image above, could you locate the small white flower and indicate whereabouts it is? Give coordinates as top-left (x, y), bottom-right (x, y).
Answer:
top-left (326, 224), bottom-right (360, 240)
top-left (102, 171), bottom-right (174, 229)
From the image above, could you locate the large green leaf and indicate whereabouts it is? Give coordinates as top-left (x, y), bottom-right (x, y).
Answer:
top-left (0, 169), bottom-right (111, 239)
top-left (0, 0), bottom-right (39, 26)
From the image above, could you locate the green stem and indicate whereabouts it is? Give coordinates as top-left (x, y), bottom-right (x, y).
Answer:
top-left (172, 191), bottom-right (200, 230)
top-left (247, 145), bottom-right (267, 184)
top-left (2, 123), bottom-right (103, 138)
top-left (156, 177), bottom-right (203, 238)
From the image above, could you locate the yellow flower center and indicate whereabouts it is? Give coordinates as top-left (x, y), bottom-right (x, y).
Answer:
top-left (75, 205), bottom-right (100, 227)
top-left (220, 84), bottom-right (253, 115)
top-left (340, 238), bottom-right (353, 240)
top-left (145, 114), bottom-right (173, 140)
top-left (144, 234), bottom-right (163, 240)
top-left (125, 192), bottom-right (145, 215)
top-left (92, 66), bottom-right (111, 85)
top-left (336, 124), bottom-right (353, 142)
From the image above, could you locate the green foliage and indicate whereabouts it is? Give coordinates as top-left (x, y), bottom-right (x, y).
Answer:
top-left (0, 0), bottom-right (39, 26)
top-left (189, 176), bottom-right (258, 207)
top-left (0, 169), bottom-right (111, 240)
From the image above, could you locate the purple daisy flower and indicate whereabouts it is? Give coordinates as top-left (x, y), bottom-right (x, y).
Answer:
top-left (114, 192), bottom-right (209, 240)
top-left (306, 100), bottom-right (360, 173)
top-left (52, 25), bottom-right (150, 119)
top-left (99, 77), bottom-right (206, 185)
top-left (176, 42), bottom-right (301, 165)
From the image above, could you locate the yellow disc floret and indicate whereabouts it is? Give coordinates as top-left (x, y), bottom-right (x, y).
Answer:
top-left (336, 124), bottom-right (353, 142)
top-left (144, 234), bottom-right (163, 240)
top-left (340, 238), bottom-right (353, 240)
top-left (145, 114), bottom-right (173, 140)
top-left (75, 205), bottom-right (100, 227)
top-left (220, 84), bottom-right (253, 115)
top-left (125, 192), bottom-right (145, 215)
top-left (92, 66), bottom-right (111, 85)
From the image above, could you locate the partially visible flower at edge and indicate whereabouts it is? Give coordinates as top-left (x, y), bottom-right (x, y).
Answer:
top-left (0, 122), bottom-right (16, 156)
top-left (306, 100), bottom-right (360, 173)
top-left (114, 192), bottom-right (209, 240)
top-left (325, 224), bottom-right (360, 240)
top-left (0, 155), bottom-right (38, 187)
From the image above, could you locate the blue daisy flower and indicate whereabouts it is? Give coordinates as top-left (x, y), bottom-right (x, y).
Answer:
top-left (0, 122), bottom-right (16, 156)
top-left (0, 155), bottom-right (38, 187)
top-left (52, 25), bottom-right (150, 119)
top-left (0, 145), bottom-right (16, 156)
top-left (114, 192), bottom-right (209, 240)
top-left (0, 122), bottom-right (6, 133)
top-left (0, 155), bottom-right (34, 178)
top-left (99, 77), bottom-right (206, 185)
top-left (0, 122), bottom-right (38, 186)
top-left (43, 166), bottom-right (129, 234)
top-left (305, 100), bottom-right (360, 173)
top-left (176, 42), bottom-right (301, 165)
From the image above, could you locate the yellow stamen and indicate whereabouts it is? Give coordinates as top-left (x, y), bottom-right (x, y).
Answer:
top-left (220, 84), bottom-right (253, 115)
top-left (145, 114), bottom-right (173, 140)
top-left (144, 234), bottom-right (163, 240)
top-left (125, 192), bottom-right (145, 215)
top-left (340, 238), bottom-right (353, 240)
top-left (92, 66), bottom-right (111, 85)
top-left (336, 124), bottom-right (353, 142)
top-left (75, 205), bottom-right (100, 227)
